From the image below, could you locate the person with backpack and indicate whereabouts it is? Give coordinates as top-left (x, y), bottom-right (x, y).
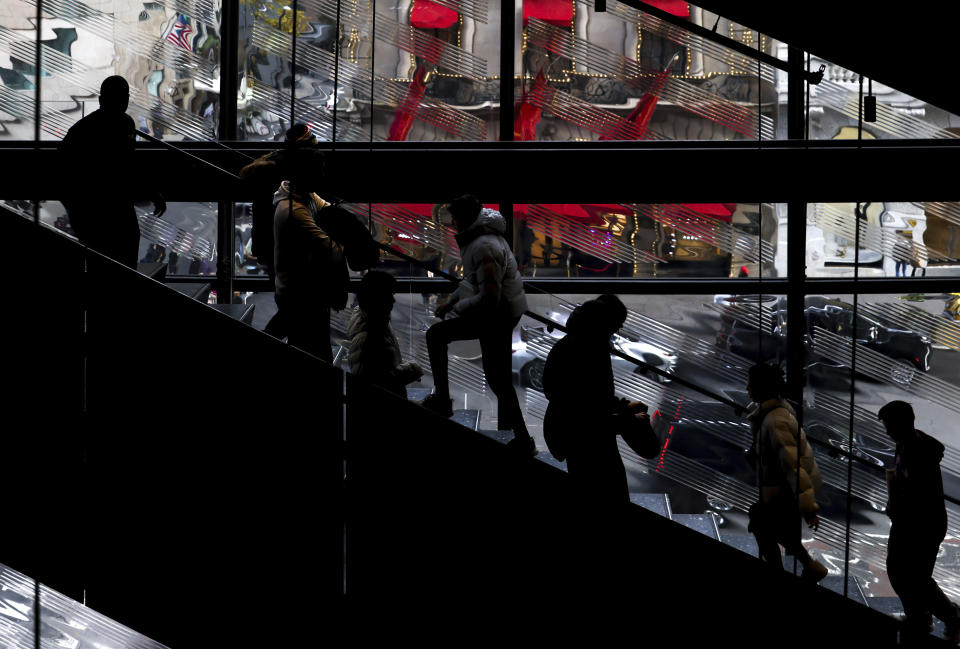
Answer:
top-left (745, 362), bottom-right (828, 582)
top-left (272, 149), bottom-right (348, 362)
top-left (541, 295), bottom-right (659, 506)
top-left (240, 123), bottom-right (318, 337)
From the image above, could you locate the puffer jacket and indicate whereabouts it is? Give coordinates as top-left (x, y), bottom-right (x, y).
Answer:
top-left (750, 399), bottom-right (823, 520)
top-left (272, 182), bottom-right (348, 309)
top-left (449, 208), bottom-right (527, 319)
top-left (346, 307), bottom-right (407, 398)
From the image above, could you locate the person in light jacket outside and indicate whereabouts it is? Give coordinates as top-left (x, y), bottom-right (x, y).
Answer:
top-left (421, 195), bottom-right (534, 456)
top-left (746, 362), bottom-right (828, 582)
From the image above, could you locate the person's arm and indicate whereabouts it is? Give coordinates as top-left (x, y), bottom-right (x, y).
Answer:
top-left (290, 202), bottom-right (332, 252)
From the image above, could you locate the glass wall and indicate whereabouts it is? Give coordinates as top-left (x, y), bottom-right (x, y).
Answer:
top-left (805, 202), bottom-right (960, 279)
top-left (515, 202), bottom-right (782, 278)
top-left (806, 54), bottom-right (960, 141)
top-left (3, 0), bottom-right (224, 141)
top-left (5, 1), bottom-right (960, 640)
top-left (517, 0), bottom-right (782, 142)
top-left (238, 0), bottom-right (500, 142)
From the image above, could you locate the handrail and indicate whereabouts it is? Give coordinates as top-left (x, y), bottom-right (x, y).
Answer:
top-left (135, 129), bottom-right (248, 179)
top-left (615, 0), bottom-right (824, 85)
top-left (372, 238), bottom-right (960, 503)
top-left (118, 134), bottom-right (958, 502)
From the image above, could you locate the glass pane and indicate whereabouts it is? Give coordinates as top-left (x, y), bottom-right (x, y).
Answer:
top-left (137, 201), bottom-right (218, 275)
top-left (806, 202), bottom-right (959, 279)
top-left (807, 54), bottom-right (960, 141)
top-left (0, 562), bottom-right (171, 649)
top-left (518, 291), bottom-right (786, 554)
top-left (518, 0), bottom-right (780, 141)
top-left (515, 202), bottom-right (783, 278)
top-left (802, 291), bottom-right (960, 613)
top-left (347, 201), bottom-right (466, 278)
top-left (35, 0), bottom-right (221, 141)
top-left (0, 8), bottom-right (38, 140)
top-left (239, 0), bottom-right (497, 142)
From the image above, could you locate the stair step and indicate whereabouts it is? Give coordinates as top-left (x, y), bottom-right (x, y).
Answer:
top-left (866, 596), bottom-right (904, 616)
top-left (451, 409), bottom-right (480, 431)
top-left (535, 452), bottom-right (566, 470)
top-left (672, 513), bottom-right (721, 540)
top-left (210, 303), bottom-right (255, 326)
top-left (137, 261), bottom-right (167, 280)
top-left (719, 531), bottom-right (759, 557)
top-left (819, 575), bottom-right (867, 604)
top-left (407, 388), bottom-right (432, 401)
top-left (170, 282), bottom-right (212, 302)
top-left (477, 429), bottom-right (513, 444)
top-left (865, 595), bottom-right (957, 642)
top-left (630, 493), bottom-right (672, 519)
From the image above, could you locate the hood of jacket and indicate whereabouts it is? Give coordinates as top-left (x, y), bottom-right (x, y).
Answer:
top-left (272, 180), bottom-right (294, 206)
top-left (455, 208), bottom-right (506, 248)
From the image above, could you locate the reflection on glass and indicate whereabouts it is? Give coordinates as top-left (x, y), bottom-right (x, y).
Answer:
top-left (0, 562), bottom-right (171, 649)
top-left (2, 198), bottom-right (217, 275)
top-left (515, 202), bottom-right (781, 278)
top-left (239, 0), bottom-right (497, 141)
top-left (0, 17), bottom-right (38, 140)
top-left (235, 201), bottom-right (264, 276)
top-left (342, 201), bottom-right (468, 278)
top-left (518, 0), bottom-right (780, 141)
top-left (806, 55), bottom-right (960, 141)
top-left (21, 0), bottom-right (222, 141)
top-left (136, 202), bottom-right (218, 275)
top-left (806, 202), bottom-right (959, 278)
top-left (800, 292), bottom-right (960, 606)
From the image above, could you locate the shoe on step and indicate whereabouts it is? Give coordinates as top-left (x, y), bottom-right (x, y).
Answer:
top-left (420, 393), bottom-right (454, 418)
top-left (801, 559), bottom-right (828, 584)
top-left (506, 434), bottom-right (538, 458)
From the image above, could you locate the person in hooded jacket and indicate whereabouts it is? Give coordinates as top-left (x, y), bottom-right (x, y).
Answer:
top-left (541, 295), bottom-right (659, 506)
top-left (746, 362), bottom-right (829, 582)
top-left (420, 195), bottom-right (534, 455)
top-left (240, 124), bottom-right (317, 281)
top-left (240, 124), bottom-right (318, 338)
top-left (347, 270), bottom-right (423, 398)
top-left (879, 400), bottom-right (960, 640)
top-left (272, 149), bottom-right (348, 363)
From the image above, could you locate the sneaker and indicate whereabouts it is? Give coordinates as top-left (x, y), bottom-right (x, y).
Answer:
top-left (801, 559), bottom-right (828, 584)
top-left (506, 434), bottom-right (538, 458)
top-left (420, 393), bottom-right (453, 418)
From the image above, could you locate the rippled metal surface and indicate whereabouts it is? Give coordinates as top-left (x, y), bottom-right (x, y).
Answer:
top-left (0, 563), bottom-right (170, 649)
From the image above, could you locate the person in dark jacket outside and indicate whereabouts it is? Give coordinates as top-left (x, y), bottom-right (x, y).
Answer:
top-left (879, 400), bottom-right (960, 641)
top-left (541, 295), bottom-right (659, 507)
top-left (746, 362), bottom-right (828, 582)
top-left (59, 75), bottom-right (166, 268)
top-left (347, 270), bottom-right (423, 398)
top-left (272, 149), bottom-right (348, 362)
top-left (420, 195), bottom-right (535, 456)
